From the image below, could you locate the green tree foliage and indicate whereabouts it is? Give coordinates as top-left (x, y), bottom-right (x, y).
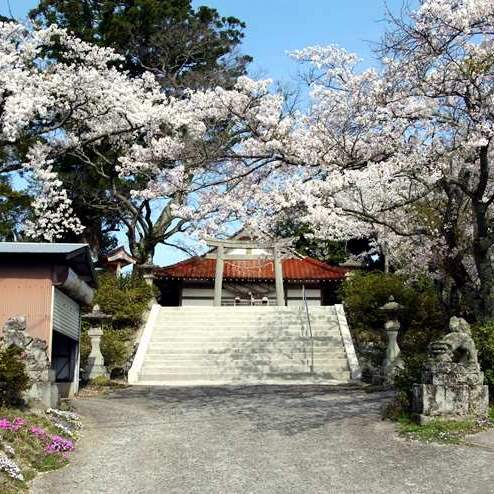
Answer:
top-left (100, 328), bottom-right (134, 375)
top-left (52, 154), bottom-right (119, 260)
top-left (30, 0), bottom-right (252, 91)
top-left (276, 220), bottom-right (347, 265)
top-left (29, 0), bottom-right (252, 263)
top-left (0, 346), bottom-right (30, 407)
top-left (93, 273), bottom-right (155, 329)
top-left (342, 271), bottom-right (445, 354)
top-left (275, 217), bottom-right (383, 268)
top-left (80, 327), bottom-right (133, 377)
top-left (81, 273), bottom-right (153, 377)
top-left (342, 271), bottom-right (448, 411)
top-left (472, 321), bottom-right (494, 397)
top-left (0, 176), bottom-right (31, 241)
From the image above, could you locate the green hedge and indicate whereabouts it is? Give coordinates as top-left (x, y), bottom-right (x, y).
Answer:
top-left (93, 273), bottom-right (155, 329)
top-left (341, 271), bottom-right (445, 355)
top-left (472, 321), bottom-right (494, 397)
top-left (80, 327), bottom-right (134, 378)
top-left (81, 273), bottom-right (154, 379)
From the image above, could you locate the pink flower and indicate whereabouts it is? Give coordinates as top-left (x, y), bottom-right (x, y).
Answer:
top-left (0, 419), bottom-right (12, 430)
top-left (30, 427), bottom-right (47, 439)
top-left (11, 418), bottom-right (26, 431)
top-left (45, 435), bottom-right (74, 455)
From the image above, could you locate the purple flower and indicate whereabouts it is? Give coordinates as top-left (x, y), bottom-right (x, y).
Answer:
top-left (0, 419), bottom-right (12, 430)
top-left (45, 435), bottom-right (74, 455)
top-left (11, 418), bottom-right (26, 431)
top-left (30, 426), bottom-right (47, 439)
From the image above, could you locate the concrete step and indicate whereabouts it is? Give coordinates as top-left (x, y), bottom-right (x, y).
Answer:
top-left (150, 327), bottom-right (340, 334)
top-left (141, 360), bottom-right (350, 370)
top-left (149, 334), bottom-right (341, 342)
top-left (145, 340), bottom-right (345, 349)
top-left (136, 371), bottom-right (350, 385)
top-left (155, 311), bottom-right (336, 317)
top-left (151, 327), bottom-right (337, 334)
top-left (142, 352), bottom-right (349, 361)
top-left (152, 319), bottom-right (337, 326)
top-left (156, 307), bottom-right (336, 312)
top-left (144, 351), bottom-right (348, 360)
top-left (141, 367), bottom-right (350, 376)
top-left (153, 319), bottom-right (337, 327)
top-left (156, 314), bottom-right (337, 325)
top-left (129, 304), bottom-right (355, 386)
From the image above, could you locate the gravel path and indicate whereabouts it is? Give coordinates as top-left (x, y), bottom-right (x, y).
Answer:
top-left (30, 386), bottom-right (494, 494)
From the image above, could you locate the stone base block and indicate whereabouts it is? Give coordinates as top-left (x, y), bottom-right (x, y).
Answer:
top-left (25, 381), bottom-right (59, 409)
top-left (412, 383), bottom-right (489, 421)
top-left (86, 359), bottom-right (109, 380)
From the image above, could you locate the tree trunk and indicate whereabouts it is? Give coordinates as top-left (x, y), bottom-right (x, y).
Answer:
top-left (129, 237), bottom-right (157, 276)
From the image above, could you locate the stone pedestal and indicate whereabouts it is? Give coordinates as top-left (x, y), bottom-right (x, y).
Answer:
top-left (413, 383), bottom-right (489, 424)
top-left (86, 327), bottom-right (109, 380)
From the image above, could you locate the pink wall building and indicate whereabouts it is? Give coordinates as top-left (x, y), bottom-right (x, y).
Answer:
top-left (0, 243), bottom-right (96, 397)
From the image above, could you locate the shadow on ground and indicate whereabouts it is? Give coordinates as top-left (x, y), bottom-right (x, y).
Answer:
top-left (90, 385), bottom-right (392, 436)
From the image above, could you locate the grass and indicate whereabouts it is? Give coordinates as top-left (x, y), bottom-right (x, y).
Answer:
top-left (0, 407), bottom-right (79, 493)
top-left (77, 376), bottom-right (128, 398)
top-left (398, 407), bottom-right (494, 445)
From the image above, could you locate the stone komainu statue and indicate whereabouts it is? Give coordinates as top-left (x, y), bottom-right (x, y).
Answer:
top-left (412, 316), bottom-right (489, 423)
top-left (430, 317), bottom-right (477, 363)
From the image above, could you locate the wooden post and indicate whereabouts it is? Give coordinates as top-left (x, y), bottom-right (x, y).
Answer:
top-left (214, 244), bottom-right (225, 306)
top-left (274, 245), bottom-right (285, 306)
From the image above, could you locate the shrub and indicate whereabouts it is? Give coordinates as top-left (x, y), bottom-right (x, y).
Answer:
top-left (393, 353), bottom-right (429, 409)
top-left (80, 273), bottom-right (154, 380)
top-left (472, 321), bottom-right (494, 398)
top-left (79, 330), bottom-right (91, 370)
top-left (0, 346), bottom-right (29, 407)
top-left (101, 328), bottom-right (134, 376)
top-left (341, 271), bottom-right (445, 355)
top-left (93, 273), bottom-right (154, 329)
top-left (79, 327), bottom-right (133, 378)
top-left (89, 376), bottom-right (111, 387)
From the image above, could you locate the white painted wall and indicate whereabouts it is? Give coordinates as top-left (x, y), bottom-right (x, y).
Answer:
top-left (180, 284), bottom-right (322, 306)
top-left (182, 298), bottom-right (214, 306)
top-left (287, 298), bottom-right (321, 307)
top-left (286, 287), bottom-right (320, 298)
top-left (225, 247), bottom-right (271, 256)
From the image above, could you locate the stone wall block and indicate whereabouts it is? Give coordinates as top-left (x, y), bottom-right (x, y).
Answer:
top-left (1, 316), bottom-right (59, 408)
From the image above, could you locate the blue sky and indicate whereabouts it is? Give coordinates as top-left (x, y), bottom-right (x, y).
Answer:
top-left (1, 0), bottom-right (405, 265)
top-left (2, 0), bottom-right (405, 82)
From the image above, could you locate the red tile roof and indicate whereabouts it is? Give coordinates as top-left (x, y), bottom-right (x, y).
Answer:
top-left (154, 256), bottom-right (347, 282)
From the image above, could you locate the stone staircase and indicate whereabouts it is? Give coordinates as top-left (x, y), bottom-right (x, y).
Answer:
top-left (128, 305), bottom-right (360, 385)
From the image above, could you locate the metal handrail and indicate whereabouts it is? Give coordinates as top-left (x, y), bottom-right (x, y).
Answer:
top-left (302, 285), bottom-right (314, 374)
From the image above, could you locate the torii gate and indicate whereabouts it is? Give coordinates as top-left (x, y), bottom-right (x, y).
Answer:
top-left (205, 237), bottom-right (292, 307)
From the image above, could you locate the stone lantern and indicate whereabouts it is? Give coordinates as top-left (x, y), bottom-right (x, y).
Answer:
top-left (379, 296), bottom-right (404, 375)
top-left (139, 263), bottom-right (156, 287)
top-left (82, 305), bottom-right (112, 380)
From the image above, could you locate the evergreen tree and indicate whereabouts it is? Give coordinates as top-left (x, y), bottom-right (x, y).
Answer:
top-left (30, 0), bottom-right (252, 91)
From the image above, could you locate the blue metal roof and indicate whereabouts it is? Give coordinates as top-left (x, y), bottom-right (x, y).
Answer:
top-left (0, 242), bottom-right (97, 286)
top-left (0, 242), bottom-right (88, 254)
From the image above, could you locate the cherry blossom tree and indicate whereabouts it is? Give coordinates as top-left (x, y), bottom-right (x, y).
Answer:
top-left (238, 0), bottom-right (494, 320)
top-left (0, 21), bottom-right (161, 241)
top-left (0, 21), bottom-right (289, 266)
